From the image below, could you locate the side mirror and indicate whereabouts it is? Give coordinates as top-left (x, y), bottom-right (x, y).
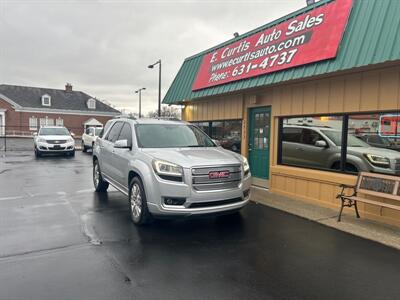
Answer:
top-left (71, 132), bottom-right (75, 137)
top-left (315, 140), bottom-right (328, 148)
top-left (114, 139), bottom-right (131, 149)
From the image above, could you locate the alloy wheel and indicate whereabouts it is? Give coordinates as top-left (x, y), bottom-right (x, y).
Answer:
top-left (93, 163), bottom-right (100, 188)
top-left (130, 183), bottom-right (142, 219)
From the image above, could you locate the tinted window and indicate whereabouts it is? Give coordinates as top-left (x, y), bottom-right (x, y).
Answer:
top-left (322, 130), bottom-right (368, 147)
top-left (282, 127), bottom-right (302, 143)
top-left (95, 128), bottom-right (103, 136)
top-left (136, 124), bottom-right (215, 148)
top-left (117, 123), bottom-right (132, 147)
top-left (39, 127), bottom-right (70, 136)
top-left (105, 122), bottom-right (124, 143)
top-left (301, 129), bottom-right (323, 145)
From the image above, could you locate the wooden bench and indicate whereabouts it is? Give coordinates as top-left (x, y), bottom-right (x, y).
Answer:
top-left (336, 172), bottom-right (400, 222)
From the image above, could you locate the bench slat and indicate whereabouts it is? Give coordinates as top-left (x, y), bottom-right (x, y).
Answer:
top-left (356, 172), bottom-right (400, 201)
top-left (343, 196), bottom-right (400, 211)
top-left (357, 188), bottom-right (400, 201)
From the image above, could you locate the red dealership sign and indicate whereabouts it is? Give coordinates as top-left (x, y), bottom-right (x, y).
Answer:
top-left (192, 0), bottom-right (353, 91)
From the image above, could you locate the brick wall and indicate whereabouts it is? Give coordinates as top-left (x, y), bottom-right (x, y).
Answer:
top-left (0, 97), bottom-right (115, 136)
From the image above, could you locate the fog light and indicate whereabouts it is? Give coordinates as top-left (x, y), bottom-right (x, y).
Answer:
top-left (243, 189), bottom-right (250, 199)
top-left (164, 197), bottom-right (186, 206)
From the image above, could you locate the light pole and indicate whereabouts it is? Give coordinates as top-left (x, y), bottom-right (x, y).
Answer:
top-left (134, 87), bottom-right (146, 118)
top-left (148, 59), bottom-right (161, 117)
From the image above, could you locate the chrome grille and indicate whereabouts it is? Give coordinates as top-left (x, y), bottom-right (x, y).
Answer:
top-left (192, 165), bottom-right (241, 191)
top-left (46, 140), bottom-right (67, 144)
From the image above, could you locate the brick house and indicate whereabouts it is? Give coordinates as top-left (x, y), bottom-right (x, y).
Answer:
top-left (0, 84), bottom-right (120, 136)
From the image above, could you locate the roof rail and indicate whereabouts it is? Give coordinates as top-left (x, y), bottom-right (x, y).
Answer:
top-left (114, 114), bottom-right (136, 120)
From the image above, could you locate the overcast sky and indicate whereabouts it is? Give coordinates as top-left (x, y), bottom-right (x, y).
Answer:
top-left (0, 0), bottom-right (305, 114)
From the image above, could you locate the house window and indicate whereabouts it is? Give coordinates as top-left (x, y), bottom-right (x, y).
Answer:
top-left (41, 95), bottom-right (51, 106)
top-left (87, 99), bottom-right (96, 109)
top-left (39, 118), bottom-right (47, 127)
top-left (56, 118), bottom-right (64, 126)
top-left (278, 112), bottom-right (400, 175)
top-left (29, 117), bottom-right (38, 131)
top-left (39, 116), bottom-right (54, 127)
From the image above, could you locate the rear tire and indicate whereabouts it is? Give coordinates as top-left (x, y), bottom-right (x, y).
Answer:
top-left (82, 141), bottom-right (87, 153)
top-left (128, 177), bottom-right (152, 225)
top-left (93, 159), bottom-right (109, 192)
top-left (331, 162), bottom-right (359, 173)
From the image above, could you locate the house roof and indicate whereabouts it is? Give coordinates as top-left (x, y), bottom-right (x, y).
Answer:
top-left (0, 84), bottom-right (120, 115)
top-left (163, 0), bottom-right (400, 104)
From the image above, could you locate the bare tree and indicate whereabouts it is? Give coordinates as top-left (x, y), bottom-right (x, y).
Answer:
top-left (146, 105), bottom-right (181, 119)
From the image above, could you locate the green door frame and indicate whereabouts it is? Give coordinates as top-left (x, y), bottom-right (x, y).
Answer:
top-left (248, 106), bottom-right (271, 180)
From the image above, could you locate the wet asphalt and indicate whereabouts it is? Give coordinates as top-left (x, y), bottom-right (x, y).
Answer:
top-left (0, 151), bottom-right (400, 300)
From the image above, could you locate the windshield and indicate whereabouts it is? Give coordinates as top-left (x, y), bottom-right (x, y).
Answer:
top-left (321, 130), bottom-right (369, 147)
top-left (39, 127), bottom-right (70, 136)
top-left (95, 128), bottom-right (103, 136)
top-left (136, 124), bottom-right (216, 148)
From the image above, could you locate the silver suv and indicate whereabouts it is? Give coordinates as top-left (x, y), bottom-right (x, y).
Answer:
top-left (282, 125), bottom-right (400, 175)
top-left (92, 118), bottom-right (251, 225)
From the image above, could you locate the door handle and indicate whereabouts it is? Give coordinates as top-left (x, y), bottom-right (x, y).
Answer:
top-left (295, 147), bottom-right (304, 151)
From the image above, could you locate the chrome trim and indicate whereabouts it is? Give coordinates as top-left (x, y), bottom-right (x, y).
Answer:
top-left (191, 164), bottom-right (242, 191)
top-left (160, 199), bottom-right (249, 212)
top-left (102, 173), bottom-right (129, 196)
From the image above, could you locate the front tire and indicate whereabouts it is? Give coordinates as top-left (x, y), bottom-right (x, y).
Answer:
top-left (93, 160), bottom-right (109, 192)
top-left (129, 177), bottom-right (152, 225)
top-left (34, 147), bottom-right (41, 158)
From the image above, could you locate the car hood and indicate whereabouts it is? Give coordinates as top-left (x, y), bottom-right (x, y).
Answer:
top-left (141, 147), bottom-right (243, 168)
top-left (37, 135), bottom-right (72, 140)
top-left (348, 146), bottom-right (400, 159)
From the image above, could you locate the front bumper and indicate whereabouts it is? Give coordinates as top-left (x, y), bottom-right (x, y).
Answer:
top-left (145, 169), bottom-right (252, 217)
top-left (36, 142), bottom-right (75, 153)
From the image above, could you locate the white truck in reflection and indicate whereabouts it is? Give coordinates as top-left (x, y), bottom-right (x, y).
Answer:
top-left (282, 125), bottom-right (400, 175)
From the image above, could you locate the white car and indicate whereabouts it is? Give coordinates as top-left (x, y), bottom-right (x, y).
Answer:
top-left (81, 127), bottom-right (103, 152)
top-left (34, 126), bottom-right (75, 157)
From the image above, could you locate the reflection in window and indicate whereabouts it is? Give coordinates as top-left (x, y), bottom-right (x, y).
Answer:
top-left (348, 114), bottom-right (400, 174)
top-left (279, 112), bottom-right (400, 176)
top-left (281, 116), bottom-right (343, 171)
top-left (192, 120), bottom-right (242, 153)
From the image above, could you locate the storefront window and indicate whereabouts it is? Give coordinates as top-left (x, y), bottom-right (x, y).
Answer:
top-left (192, 120), bottom-right (242, 153)
top-left (211, 121), bottom-right (224, 141)
top-left (281, 116), bottom-right (343, 171)
top-left (347, 113), bottom-right (400, 174)
top-left (193, 122), bottom-right (210, 135)
top-left (219, 121), bottom-right (242, 153)
top-left (279, 112), bottom-right (400, 175)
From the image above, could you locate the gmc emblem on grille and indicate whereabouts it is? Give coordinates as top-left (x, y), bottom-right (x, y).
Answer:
top-left (209, 171), bottom-right (230, 179)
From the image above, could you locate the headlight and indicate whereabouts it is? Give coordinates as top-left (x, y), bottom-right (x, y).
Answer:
top-left (37, 137), bottom-right (46, 143)
top-left (365, 154), bottom-right (390, 167)
top-left (68, 137), bottom-right (74, 142)
top-left (152, 159), bottom-right (183, 178)
top-left (242, 156), bottom-right (250, 174)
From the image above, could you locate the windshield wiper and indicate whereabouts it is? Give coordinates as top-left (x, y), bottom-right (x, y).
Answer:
top-left (187, 145), bottom-right (206, 147)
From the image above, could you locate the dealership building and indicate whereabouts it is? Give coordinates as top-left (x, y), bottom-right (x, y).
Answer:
top-left (163, 0), bottom-right (400, 226)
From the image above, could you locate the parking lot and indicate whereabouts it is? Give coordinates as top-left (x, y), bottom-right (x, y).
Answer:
top-left (1, 151), bottom-right (400, 300)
